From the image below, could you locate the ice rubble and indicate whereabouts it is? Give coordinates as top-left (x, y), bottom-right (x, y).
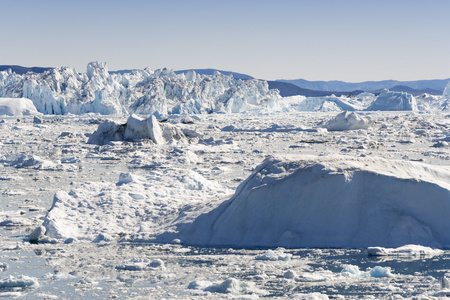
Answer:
top-left (366, 89), bottom-right (418, 111)
top-left (87, 114), bottom-right (186, 145)
top-left (180, 156), bottom-right (450, 248)
top-left (29, 169), bottom-right (229, 242)
top-left (0, 97), bottom-right (40, 116)
top-left (188, 278), bottom-right (262, 295)
top-left (0, 62), bottom-right (280, 115)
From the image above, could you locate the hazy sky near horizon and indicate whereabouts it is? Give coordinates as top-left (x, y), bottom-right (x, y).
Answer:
top-left (2, 0), bottom-right (450, 81)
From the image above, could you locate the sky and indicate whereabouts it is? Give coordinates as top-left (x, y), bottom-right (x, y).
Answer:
top-left (2, 0), bottom-right (450, 81)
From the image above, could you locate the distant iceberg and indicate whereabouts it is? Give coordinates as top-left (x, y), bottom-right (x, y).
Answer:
top-left (366, 89), bottom-right (418, 111)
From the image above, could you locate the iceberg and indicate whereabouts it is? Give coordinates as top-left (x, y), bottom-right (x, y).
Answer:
top-left (0, 97), bottom-right (40, 116)
top-left (87, 114), bottom-right (185, 145)
top-left (366, 89), bottom-right (418, 111)
top-left (180, 156), bottom-right (450, 248)
top-left (325, 111), bottom-right (371, 131)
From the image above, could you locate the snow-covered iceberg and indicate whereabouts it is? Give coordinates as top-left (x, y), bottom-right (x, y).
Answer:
top-left (0, 62), bottom-right (280, 116)
top-left (366, 89), bottom-right (418, 111)
top-left (179, 156), bottom-right (450, 248)
top-left (325, 111), bottom-right (371, 131)
top-left (0, 98), bottom-right (40, 116)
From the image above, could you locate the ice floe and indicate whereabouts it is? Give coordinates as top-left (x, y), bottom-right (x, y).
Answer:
top-left (367, 244), bottom-right (444, 257)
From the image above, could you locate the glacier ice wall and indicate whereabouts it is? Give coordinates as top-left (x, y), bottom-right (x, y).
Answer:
top-left (0, 62), bottom-right (280, 116)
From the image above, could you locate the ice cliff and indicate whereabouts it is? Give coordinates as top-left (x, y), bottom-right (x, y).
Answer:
top-left (0, 62), bottom-right (280, 116)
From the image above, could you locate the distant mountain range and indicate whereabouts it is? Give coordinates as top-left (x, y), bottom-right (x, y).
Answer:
top-left (0, 65), bottom-right (447, 97)
top-left (0, 65), bottom-right (52, 74)
top-left (277, 78), bottom-right (449, 95)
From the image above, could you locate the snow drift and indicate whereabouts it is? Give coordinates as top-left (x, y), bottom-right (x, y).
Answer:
top-left (179, 156), bottom-right (450, 248)
top-left (0, 98), bottom-right (40, 116)
top-left (366, 89), bottom-right (418, 111)
top-left (0, 62), bottom-right (280, 116)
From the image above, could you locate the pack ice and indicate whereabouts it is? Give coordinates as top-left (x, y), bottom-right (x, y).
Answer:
top-left (180, 156), bottom-right (450, 248)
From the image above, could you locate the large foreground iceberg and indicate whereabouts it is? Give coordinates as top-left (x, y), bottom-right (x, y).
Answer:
top-left (179, 156), bottom-right (450, 248)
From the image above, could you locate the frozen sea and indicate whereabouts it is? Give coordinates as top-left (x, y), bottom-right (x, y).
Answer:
top-left (1, 111), bottom-right (450, 299)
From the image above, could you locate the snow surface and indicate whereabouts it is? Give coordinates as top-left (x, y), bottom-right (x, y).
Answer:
top-left (0, 98), bottom-right (40, 116)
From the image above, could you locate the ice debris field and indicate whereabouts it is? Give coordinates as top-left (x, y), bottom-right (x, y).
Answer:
top-left (0, 63), bottom-right (450, 298)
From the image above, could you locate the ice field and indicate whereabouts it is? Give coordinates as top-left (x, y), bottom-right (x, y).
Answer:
top-left (0, 64), bottom-right (450, 298)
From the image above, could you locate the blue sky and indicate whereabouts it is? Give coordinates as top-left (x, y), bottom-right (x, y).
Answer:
top-left (2, 0), bottom-right (450, 81)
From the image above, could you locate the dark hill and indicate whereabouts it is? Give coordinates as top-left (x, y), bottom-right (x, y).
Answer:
top-left (0, 65), bottom-right (53, 74)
